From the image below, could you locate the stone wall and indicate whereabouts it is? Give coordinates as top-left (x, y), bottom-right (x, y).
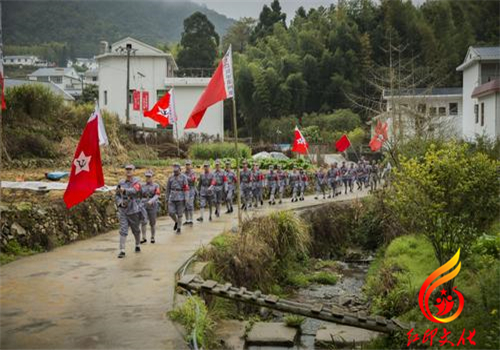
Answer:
top-left (0, 192), bottom-right (119, 253)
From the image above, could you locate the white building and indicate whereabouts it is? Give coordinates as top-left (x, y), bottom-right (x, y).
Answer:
top-left (96, 37), bottom-right (224, 139)
top-left (27, 67), bottom-right (83, 97)
top-left (3, 55), bottom-right (50, 67)
top-left (84, 68), bottom-right (98, 86)
top-left (376, 87), bottom-right (463, 140)
top-left (457, 46), bottom-right (500, 140)
top-left (374, 46), bottom-right (500, 142)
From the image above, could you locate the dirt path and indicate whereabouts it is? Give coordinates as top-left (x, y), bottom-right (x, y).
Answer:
top-left (0, 189), bottom-right (368, 349)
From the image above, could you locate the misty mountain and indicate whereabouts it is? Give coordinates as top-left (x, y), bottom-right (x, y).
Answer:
top-left (3, 0), bottom-right (234, 57)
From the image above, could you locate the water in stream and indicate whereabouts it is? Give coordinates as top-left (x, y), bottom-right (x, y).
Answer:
top-left (247, 262), bottom-right (374, 350)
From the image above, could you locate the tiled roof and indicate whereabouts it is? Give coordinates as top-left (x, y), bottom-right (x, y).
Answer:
top-left (28, 67), bottom-right (76, 77)
top-left (471, 79), bottom-right (500, 98)
top-left (5, 79), bottom-right (75, 101)
top-left (384, 87), bottom-right (462, 98)
top-left (473, 46), bottom-right (500, 59)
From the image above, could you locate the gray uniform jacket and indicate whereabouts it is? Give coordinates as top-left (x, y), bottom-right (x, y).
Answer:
top-left (198, 172), bottom-right (216, 196)
top-left (184, 169), bottom-right (197, 194)
top-left (240, 169), bottom-right (252, 189)
top-left (116, 177), bottom-right (142, 215)
top-left (277, 171), bottom-right (287, 187)
top-left (141, 182), bottom-right (160, 210)
top-left (166, 173), bottom-right (189, 202)
top-left (225, 170), bottom-right (237, 191)
top-left (213, 170), bottom-right (226, 191)
top-left (266, 171), bottom-right (277, 188)
top-left (289, 172), bottom-right (300, 189)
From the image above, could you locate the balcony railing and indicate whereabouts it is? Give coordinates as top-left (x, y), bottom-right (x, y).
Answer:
top-left (175, 68), bottom-right (215, 78)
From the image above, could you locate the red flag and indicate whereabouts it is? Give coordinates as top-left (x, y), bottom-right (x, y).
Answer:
top-left (185, 46), bottom-right (234, 129)
top-left (369, 120), bottom-right (388, 152)
top-left (63, 110), bottom-right (105, 209)
top-left (144, 89), bottom-right (176, 127)
top-left (335, 134), bottom-right (351, 152)
top-left (292, 126), bottom-right (309, 154)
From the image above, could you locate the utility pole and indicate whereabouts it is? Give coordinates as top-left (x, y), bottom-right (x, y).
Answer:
top-left (125, 43), bottom-right (132, 124)
top-left (116, 43), bottom-right (135, 125)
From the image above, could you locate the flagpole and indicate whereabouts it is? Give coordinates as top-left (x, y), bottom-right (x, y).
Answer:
top-left (171, 87), bottom-right (180, 157)
top-left (232, 96), bottom-right (242, 228)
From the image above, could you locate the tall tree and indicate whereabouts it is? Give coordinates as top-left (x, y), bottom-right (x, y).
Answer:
top-left (177, 12), bottom-right (219, 69)
top-left (251, 0), bottom-right (286, 42)
top-left (222, 17), bottom-right (256, 53)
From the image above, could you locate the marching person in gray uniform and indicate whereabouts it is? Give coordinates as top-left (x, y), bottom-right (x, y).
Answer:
top-left (347, 163), bottom-right (356, 193)
top-left (369, 160), bottom-right (380, 192)
top-left (224, 160), bottom-right (236, 213)
top-left (140, 170), bottom-right (160, 244)
top-left (276, 165), bottom-right (287, 204)
top-left (298, 168), bottom-right (308, 201)
top-left (327, 162), bottom-right (339, 198)
top-left (251, 163), bottom-right (264, 208)
top-left (314, 165), bottom-right (328, 199)
top-left (266, 165), bottom-right (278, 205)
top-left (289, 166), bottom-right (301, 202)
top-left (240, 160), bottom-right (253, 210)
top-left (340, 161), bottom-right (349, 195)
top-left (116, 164), bottom-right (142, 258)
top-left (166, 163), bottom-right (189, 234)
top-left (213, 160), bottom-right (226, 217)
top-left (197, 162), bottom-right (216, 221)
top-left (183, 160), bottom-right (197, 226)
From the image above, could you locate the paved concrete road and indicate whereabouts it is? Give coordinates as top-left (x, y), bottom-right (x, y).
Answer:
top-left (0, 189), bottom-right (368, 349)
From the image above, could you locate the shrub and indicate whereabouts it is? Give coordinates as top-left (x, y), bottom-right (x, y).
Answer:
top-left (189, 142), bottom-right (251, 160)
top-left (201, 211), bottom-right (310, 292)
top-left (386, 142), bottom-right (500, 265)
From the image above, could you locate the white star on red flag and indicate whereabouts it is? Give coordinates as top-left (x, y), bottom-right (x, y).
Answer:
top-left (74, 151), bottom-right (92, 175)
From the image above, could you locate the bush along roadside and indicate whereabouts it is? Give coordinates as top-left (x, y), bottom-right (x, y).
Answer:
top-left (0, 193), bottom-right (119, 264)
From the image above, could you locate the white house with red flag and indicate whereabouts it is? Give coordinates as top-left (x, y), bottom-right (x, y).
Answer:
top-left (96, 37), bottom-right (224, 140)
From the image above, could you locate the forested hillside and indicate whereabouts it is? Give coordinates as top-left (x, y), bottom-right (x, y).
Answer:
top-left (3, 0), bottom-right (234, 58)
top-left (226, 0), bottom-right (500, 139)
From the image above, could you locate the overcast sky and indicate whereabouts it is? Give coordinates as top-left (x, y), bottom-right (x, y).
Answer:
top-left (191, 0), bottom-right (339, 20)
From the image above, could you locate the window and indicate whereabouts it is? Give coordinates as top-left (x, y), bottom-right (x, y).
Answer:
top-left (128, 90), bottom-right (134, 104)
top-left (481, 103), bottom-right (485, 126)
top-left (429, 107), bottom-right (437, 116)
top-left (104, 91), bottom-right (108, 105)
top-left (475, 104), bottom-right (479, 123)
top-left (449, 103), bottom-right (458, 116)
top-left (438, 107), bottom-right (446, 116)
top-left (51, 76), bottom-right (62, 84)
top-left (417, 104), bottom-right (426, 113)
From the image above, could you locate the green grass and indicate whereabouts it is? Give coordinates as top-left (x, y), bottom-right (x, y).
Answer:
top-left (284, 314), bottom-right (305, 327)
top-left (168, 296), bottom-right (216, 349)
top-left (308, 271), bottom-right (339, 285)
top-left (314, 259), bottom-right (341, 270)
top-left (0, 241), bottom-right (42, 265)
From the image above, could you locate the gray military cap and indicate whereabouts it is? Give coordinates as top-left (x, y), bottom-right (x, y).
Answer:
top-left (125, 164), bottom-right (135, 170)
top-left (185, 159), bottom-right (192, 165)
top-left (203, 161), bottom-right (210, 167)
top-left (215, 159), bottom-right (221, 165)
top-left (145, 169), bottom-right (154, 177)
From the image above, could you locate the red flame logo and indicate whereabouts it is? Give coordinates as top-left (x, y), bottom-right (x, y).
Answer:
top-left (418, 249), bottom-right (464, 323)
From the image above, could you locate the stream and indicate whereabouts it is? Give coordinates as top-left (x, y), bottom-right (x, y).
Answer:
top-left (247, 261), bottom-right (374, 350)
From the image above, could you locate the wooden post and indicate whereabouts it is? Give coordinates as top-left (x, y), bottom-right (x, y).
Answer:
top-left (232, 97), bottom-right (242, 228)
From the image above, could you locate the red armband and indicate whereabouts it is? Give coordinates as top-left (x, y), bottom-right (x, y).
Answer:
top-left (133, 182), bottom-right (141, 191)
